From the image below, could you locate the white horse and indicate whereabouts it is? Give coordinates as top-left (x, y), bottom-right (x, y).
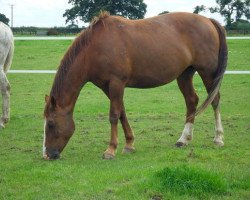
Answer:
top-left (0, 22), bottom-right (14, 128)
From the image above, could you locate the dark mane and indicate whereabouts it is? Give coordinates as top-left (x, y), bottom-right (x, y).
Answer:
top-left (50, 11), bottom-right (110, 98)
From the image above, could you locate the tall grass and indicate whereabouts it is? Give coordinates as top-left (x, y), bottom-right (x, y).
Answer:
top-left (154, 165), bottom-right (229, 198)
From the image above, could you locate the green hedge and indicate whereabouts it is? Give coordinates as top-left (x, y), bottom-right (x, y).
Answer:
top-left (12, 26), bottom-right (84, 36)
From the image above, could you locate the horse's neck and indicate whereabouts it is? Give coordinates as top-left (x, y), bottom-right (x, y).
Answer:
top-left (52, 64), bottom-right (87, 110)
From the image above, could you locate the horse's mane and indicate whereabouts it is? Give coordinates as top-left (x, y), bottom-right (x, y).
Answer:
top-left (50, 11), bottom-right (110, 98)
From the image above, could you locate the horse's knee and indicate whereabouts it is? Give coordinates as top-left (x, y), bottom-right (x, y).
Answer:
top-left (0, 73), bottom-right (10, 93)
top-left (0, 81), bottom-right (10, 95)
top-left (109, 113), bottom-right (119, 124)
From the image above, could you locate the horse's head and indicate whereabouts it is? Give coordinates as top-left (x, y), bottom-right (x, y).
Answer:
top-left (43, 95), bottom-right (75, 160)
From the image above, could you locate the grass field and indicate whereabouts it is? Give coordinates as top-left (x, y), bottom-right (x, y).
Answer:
top-left (12, 39), bottom-right (250, 71)
top-left (0, 39), bottom-right (249, 199)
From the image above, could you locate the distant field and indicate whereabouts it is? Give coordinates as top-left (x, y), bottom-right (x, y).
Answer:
top-left (0, 39), bottom-right (249, 199)
top-left (12, 39), bottom-right (250, 71)
top-left (12, 40), bottom-right (72, 70)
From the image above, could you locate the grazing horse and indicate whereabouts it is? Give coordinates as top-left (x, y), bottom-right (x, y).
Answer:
top-left (0, 22), bottom-right (14, 129)
top-left (43, 12), bottom-right (227, 160)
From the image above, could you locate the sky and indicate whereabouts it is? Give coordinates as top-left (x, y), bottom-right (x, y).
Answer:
top-left (0, 0), bottom-right (223, 27)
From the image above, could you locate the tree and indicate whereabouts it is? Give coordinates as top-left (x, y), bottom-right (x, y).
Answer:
top-left (193, 5), bottom-right (206, 14)
top-left (194, 0), bottom-right (250, 28)
top-left (158, 11), bottom-right (170, 15)
top-left (231, 19), bottom-right (250, 30)
top-left (0, 13), bottom-right (10, 25)
top-left (63, 0), bottom-right (147, 24)
top-left (212, 0), bottom-right (250, 28)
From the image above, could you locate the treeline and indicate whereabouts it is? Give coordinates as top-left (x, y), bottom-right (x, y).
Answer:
top-left (11, 24), bottom-right (250, 36)
top-left (226, 19), bottom-right (250, 35)
top-left (12, 26), bottom-right (85, 36)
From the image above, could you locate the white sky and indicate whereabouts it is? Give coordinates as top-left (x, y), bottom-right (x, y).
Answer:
top-left (0, 0), bottom-right (223, 27)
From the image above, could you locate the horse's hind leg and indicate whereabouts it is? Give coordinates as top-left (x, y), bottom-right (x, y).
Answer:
top-left (176, 67), bottom-right (199, 147)
top-left (0, 68), bottom-right (10, 128)
top-left (0, 44), bottom-right (11, 128)
top-left (199, 74), bottom-right (224, 146)
top-left (212, 93), bottom-right (224, 146)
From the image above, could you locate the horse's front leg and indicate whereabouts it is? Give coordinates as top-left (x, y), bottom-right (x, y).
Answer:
top-left (120, 104), bottom-right (135, 153)
top-left (103, 79), bottom-right (125, 159)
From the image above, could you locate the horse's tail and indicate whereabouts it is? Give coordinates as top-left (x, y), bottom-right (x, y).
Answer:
top-left (195, 19), bottom-right (228, 116)
top-left (4, 35), bottom-right (14, 73)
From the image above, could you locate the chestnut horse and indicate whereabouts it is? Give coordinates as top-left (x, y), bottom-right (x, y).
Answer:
top-left (0, 22), bottom-right (14, 129)
top-left (43, 12), bottom-right (227, 160)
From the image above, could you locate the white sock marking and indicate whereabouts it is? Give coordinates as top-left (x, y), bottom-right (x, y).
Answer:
top-left (214, 108), bottom-right (224, 146)
top-left (43, 121), bottom-right (47, 157)
top-left (177, 122), bottom-right (193, 145)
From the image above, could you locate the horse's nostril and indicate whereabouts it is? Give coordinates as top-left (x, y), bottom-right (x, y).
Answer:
top-left (52, 152), bottom-right (60, 159)
top-left (46, 149), bottom-right (60, 160)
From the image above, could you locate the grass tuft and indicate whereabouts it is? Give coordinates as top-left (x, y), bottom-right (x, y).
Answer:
top-left (155, 165), bottom-right (229, 198)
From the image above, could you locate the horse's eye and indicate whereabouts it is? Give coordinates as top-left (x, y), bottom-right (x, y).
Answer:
top-left (47, 120), bottom-right (55, 129)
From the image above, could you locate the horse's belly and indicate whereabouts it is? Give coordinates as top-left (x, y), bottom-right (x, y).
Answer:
top-left (126, 56), bottom-right (187, 88)
top-left (126, 72), bottom-right (177, 88)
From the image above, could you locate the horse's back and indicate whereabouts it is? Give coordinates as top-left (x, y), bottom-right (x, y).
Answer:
top-left (88, 12), bottom-right (222, 88)
top-left (0, 22), bottom-right (13, 44)
top-left (102, 12), bottom-right (219, 53)
top-left (118, 12), bottom-right (219, 65)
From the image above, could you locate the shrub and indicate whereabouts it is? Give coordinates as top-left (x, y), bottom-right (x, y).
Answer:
top-left (47, 28), bottom-right (59, 36)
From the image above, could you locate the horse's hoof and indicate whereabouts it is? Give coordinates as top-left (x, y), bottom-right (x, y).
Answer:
top-left (102, 152), bottom-right (115, 160)
top-left (122, 147), bottom-right (136, 154)
top-left (175, 142), bottom-right (186, 147)
top-left (214, 140), bottom-right (224, 147)
top-left (0, 123), bottom-right (5, 129)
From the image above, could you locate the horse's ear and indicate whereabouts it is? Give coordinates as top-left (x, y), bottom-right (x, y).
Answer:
top-left (50, 96), bottom-right (57, 108)
top-left (45, 95), bottom-right (49, 103)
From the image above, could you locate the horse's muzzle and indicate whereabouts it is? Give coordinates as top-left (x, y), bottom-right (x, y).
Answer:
top-left (43, 148), bottom-right (60, 160)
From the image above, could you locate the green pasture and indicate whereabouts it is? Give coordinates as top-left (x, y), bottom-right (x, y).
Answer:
top-left (12, 39), bottom-right (250, 71)
top-left (0, 39), bottom-right (249, 199)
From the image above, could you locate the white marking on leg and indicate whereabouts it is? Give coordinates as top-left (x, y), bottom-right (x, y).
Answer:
top-left (214, 108), bottom-right (224, 146)
top-left (177, 122), bottom-right (193, 145)
top-left (43, 121), bottom-right (47, 157)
